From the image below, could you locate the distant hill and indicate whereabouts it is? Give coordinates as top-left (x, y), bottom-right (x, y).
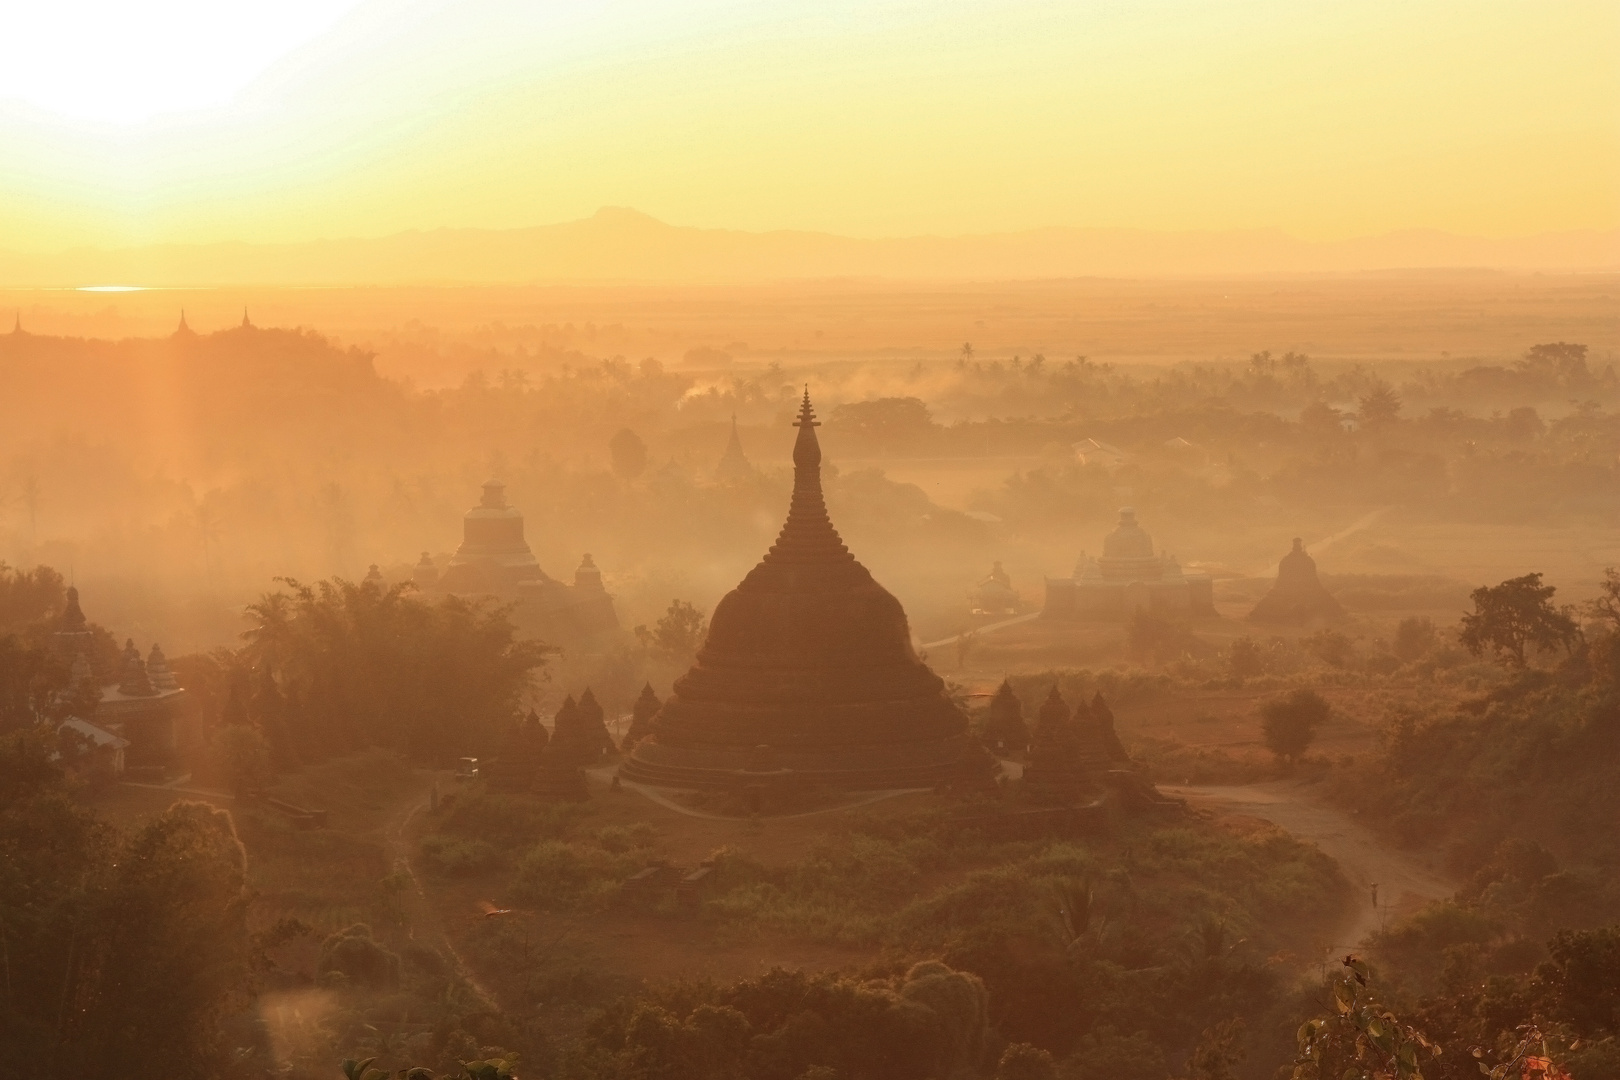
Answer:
top-left (2, 207), bottom-right (1616, 286)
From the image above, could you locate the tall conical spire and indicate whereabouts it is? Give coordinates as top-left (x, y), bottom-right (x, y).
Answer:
top-left (11, 312), bottom-right (21, 335)
top-left (758, 387), bottom-right (851, 567)
top-left (175, 309), bottom-right (194, 336)
top-left (715, 412), bottom-right (753, 481)
top-left (241, 307), bottom-right (252, 328)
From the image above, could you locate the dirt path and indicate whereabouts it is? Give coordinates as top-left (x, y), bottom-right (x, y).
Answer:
top-left (601, 771), bottom-right (929, 820)
top-left (382, 785), bottom-right (504, 1012)
top-left (1161, 781), bottom-right (1457, 954)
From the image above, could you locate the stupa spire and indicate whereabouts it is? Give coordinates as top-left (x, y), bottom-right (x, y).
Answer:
top-left (715, 413), bottom-right (754, 481)
top-left (241, 307), bottom-right (252, 328)
top-left (760, 386), bottom-right (850, 568)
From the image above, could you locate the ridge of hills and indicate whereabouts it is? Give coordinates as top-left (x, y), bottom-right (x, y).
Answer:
top-left (2, 206), bottom-right (1616, 287)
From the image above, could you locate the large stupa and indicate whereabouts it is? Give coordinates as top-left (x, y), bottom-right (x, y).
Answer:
top-left (621, 390), bottom-right (981, 790)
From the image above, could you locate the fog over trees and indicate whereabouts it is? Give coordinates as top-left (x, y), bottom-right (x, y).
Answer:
top-left (0, 281), bottom-right (1616, 1078)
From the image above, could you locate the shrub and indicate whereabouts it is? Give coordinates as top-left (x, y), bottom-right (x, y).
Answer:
top-left (318, 924), bottom-right (400, 989)
top-left (1260, 689), bottom-right (1331, 764)
top-left (419, 836), bottom-right (501, 877)
top-left (1393, 616), bottom-right (1437, 662)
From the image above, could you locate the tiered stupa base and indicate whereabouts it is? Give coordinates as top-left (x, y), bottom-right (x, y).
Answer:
top-left (619, 734), bottom-right (978, 791)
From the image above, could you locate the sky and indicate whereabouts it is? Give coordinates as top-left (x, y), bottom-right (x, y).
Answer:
top-left (0, 0), bottom-right (1615, 253)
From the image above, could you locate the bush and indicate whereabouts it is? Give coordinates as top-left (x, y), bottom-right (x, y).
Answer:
top-left (318, 924), bottom-right (400, 989)
top-left (1393, 616), bottom-right (1437, 662)
top-left (419, 835), bottom-right (501, 878)
top-left (1260, 688), bottom-right (1331, 764)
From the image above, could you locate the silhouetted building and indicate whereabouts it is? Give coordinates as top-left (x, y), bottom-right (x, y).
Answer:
top-left (622, 683), bottom-right (662, 750)
top-left (96, 638), bottom-right (189, 773)
top-left (714, 415), bottom-right (754, 482)
top-left (982, 679), bottom-right (1029, 755)
top-left (425, 480), bottom-right (619, 644)
top-left (1248, 538), bottom-right (1347, 625)
top-left (1043, 507), bottom-right (1214, 620)
top-left (622, 390), bottom-right (988, 790)
top-left (970, 562), bottom-right (1021, 616)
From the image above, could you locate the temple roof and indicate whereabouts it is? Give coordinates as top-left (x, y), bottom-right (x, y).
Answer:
top-left (1102, 507), bottom-right (1154, 559)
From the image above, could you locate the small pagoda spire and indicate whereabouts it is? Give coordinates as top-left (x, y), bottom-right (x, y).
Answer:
top-left (175, 309), bottom-right (195, 337)
top-left (241, 307), bottom-right (252, 328)
top-left (117, 639), bottom-right (157, 697)
top-left (715, 413), bottom-right (753, 481)
top-left (11, 312), bottom-right (23, 335)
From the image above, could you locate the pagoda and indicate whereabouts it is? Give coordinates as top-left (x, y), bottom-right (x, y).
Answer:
top-left (1248, 538), bottom-right (1346, 625)
top-left (622, 389), bottom-right (982, 790)
top-left (425, 479), bottom-right (619, 642)
top-left (714, 415), bottom-right (754, 482)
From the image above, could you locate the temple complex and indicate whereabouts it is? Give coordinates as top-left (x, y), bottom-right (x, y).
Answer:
top-left (51, 587), bottom-right (189, 776)
top-left (1042, 507), bottom-right (1215, 620)
top-left (714, 415), bottom-right (754, 482)
top-left (969, 562), bottom-right (1022, 617)
top-left (1248, 538), bottom-right (1347, 624)
top-left (94, 639), bottom-right (190, 774)
top-left (418, 480), bottom-right (619, 644)
top-left (621, 390), bottom-right (989, 790)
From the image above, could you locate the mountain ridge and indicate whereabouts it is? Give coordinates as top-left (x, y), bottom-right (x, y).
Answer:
top-left (2, 207), bottom-right (1615, 287)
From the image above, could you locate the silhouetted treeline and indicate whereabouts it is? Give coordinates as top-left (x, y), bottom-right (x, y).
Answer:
top-left (193, 576), bottom-right (552, 766)
top-left (0, 734), bottom-right (252, 1080)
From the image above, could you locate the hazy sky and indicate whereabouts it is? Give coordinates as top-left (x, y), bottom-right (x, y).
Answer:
top-left (0, 0), bottom-right (1615, 252)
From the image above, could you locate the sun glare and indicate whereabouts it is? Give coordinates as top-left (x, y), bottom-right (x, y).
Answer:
top-left (0, 0), bottom-right (365, 125)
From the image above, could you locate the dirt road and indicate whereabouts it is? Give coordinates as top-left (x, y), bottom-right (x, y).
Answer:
top-left (1160, 781), bottom-right (1457, 954)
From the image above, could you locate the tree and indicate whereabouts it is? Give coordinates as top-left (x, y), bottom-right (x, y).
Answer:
top-left (1291, 957), bottom-right (1441, 1080)
top-left (1392, 616), bottom-right (1437, 662)
top-left (1229, 637), bottom-right (1264, 680)
top-left (826, 397), bottom-right (936, 453)
top-left (238, 576), bottom-right (551, 765)
top-left (1357, 382), bottom-right (1402, 426)
top-left (217, 723), bottom-right (271, 796)
top-left (610, 428), bottom-right (648, 481)
top-left (996, 1043), bottom-right (1058, 1080)
top-left (0, 733), bottom-right (252, 1080)
top-left (635, 600), bottom-right (707, 663)
top-left (1585, 567), bottom-right (1620, 684)
top-left (1459, 573), bottom-right (1579, 668)
top-left (1260, 688), bottom-right (1330, 765)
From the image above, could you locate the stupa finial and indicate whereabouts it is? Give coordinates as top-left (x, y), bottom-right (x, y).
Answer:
top-left (796, 386), bottom-right (820, 428)
top-left (241, 307), bottom-right (251, 328)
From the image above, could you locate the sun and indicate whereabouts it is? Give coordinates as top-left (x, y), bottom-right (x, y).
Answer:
top-left (0, 0), bottom-right (365, 125)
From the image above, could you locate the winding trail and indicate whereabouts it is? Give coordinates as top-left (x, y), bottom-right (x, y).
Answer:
top-left (382, 790), bottom-right (503, 1013)
top-left (598, 769), bottom-right (929, 820)
top-left (1161, 781), bottom-right (1457, 954)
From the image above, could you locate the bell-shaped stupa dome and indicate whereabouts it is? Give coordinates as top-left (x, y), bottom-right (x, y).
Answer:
top-left (1249, 538), bottom-right (1347, 624)
top-left (622, 389), bottom-right (978, 790)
